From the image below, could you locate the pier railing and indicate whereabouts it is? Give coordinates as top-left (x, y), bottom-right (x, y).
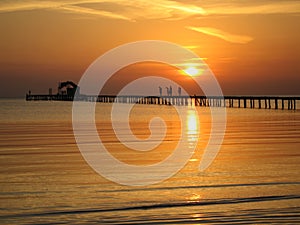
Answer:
top-left (26, 94), bottom-right (299, 110)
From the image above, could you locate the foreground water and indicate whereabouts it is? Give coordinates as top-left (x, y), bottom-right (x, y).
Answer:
top-left (0, 99), bottom-right (300, 224)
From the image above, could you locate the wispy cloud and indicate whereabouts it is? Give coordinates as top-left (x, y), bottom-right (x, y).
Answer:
top-left (0, 1), bottom-right (133, 21)
top-left (183, 45), bottom-right (199, 50)
top-left (0, 1), bottom-right (62, 13)
top-left (205, 1), bottom-right (300, 15)
top-left (0, 0), bottom-right (299, 21)
top-left (60, 4), bottom-right (133, 21)
top-left (0, 0), bottom-right (206, 21)
top-left (187, 26), bottom-right (253, 44)
top-left (0, 0), bottom-right (298, 46)
top-left (1, 0), bottom-right (299, 22)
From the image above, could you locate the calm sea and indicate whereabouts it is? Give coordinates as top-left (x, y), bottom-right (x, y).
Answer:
top-left (0, 98), bottom-right (300, 224)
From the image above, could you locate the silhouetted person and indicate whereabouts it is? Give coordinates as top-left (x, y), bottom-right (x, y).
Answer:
top-left (166, 87), bottom-right (169, 96)
top-left (178, 87), bottom-right (181, 96)
top-left (159, 86), bottom-right (162, 96)
top-left (169, 86), bottom-right (173, 96)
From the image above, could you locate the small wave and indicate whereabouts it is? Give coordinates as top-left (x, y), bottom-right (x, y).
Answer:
top-left (2, 194), bottom-right (300, 219)
top-left (97, 181), bottom-right (300, 193)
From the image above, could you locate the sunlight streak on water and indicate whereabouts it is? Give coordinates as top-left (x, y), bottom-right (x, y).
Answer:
top-left (186, 109), bottom-right (199, 148)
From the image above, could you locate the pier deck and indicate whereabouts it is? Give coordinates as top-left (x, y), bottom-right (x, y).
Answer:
top-left (26, 94), bottom-right (299, 110)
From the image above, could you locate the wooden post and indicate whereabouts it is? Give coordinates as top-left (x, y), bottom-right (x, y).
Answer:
top-left (265, 99), bottom-right (267, 108)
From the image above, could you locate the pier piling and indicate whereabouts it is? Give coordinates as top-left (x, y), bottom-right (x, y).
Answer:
top-left (26, 94), bottom-right (299, 110)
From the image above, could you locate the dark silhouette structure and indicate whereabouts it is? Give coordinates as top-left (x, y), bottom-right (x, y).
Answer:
top-left (25, 81), bottom-right (298, 110)
top-left (58, 81), bottom-right (79, 96)
top-left (158, 86), bottom-right (162, 96)
top-left (26, 81), bottom-right (80, 101)
top-left (178, 87), bottom-right (181, 96)
top-left (165, 87), bottom-right (169, 96)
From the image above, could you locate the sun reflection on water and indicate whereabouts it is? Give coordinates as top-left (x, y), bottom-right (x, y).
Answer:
top-left (188, 193), bottom-right (202, 202)
top-left (186, 109), bottom-right (199, 147)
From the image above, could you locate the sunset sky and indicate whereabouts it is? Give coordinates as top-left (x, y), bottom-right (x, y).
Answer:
top-left (0, 0), bottom-right (299, 97)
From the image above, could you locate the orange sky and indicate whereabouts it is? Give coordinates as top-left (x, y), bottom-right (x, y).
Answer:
top-left (0, 0), bottom-right (299, 97)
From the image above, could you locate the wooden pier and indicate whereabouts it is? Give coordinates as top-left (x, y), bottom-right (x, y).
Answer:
top-left (26, 94), bottom-right (299, 110)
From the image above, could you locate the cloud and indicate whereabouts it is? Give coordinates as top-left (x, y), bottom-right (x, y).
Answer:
top-left (205, 1), bottom-right (300, 15)
top-left (183, 45), bottom-right (199, 50)
top-left (0, 1), bottom-right (62, 13)
top-left (60, 5), bottom-right (133, 21)
top-left (0, 1), bottom-right (132, 21)
top-left (0, 1), bottom-right (299, 22)
top-left (186, 26), bottom-right (253, 44)
top-left (0, 0), bottom-right (297, 46)
top-left (0, 0), bottom-right (206, 21)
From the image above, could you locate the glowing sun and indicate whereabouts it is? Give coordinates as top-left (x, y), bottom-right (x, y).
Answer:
top-left (183, 66), bottom-right (200, 76)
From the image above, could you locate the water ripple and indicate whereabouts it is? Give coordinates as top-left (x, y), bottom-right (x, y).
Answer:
top-left (2, 194), bottom-right (300, 219)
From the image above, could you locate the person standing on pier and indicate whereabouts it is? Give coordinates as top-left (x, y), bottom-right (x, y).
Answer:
top-left (166, 87), bottom-right (169, 96)
top-left (169, 86), bottom-right (173, 96)
top-left (178, 87), bottom-right (181, 96)
top-left (159, 86), bottom-right (162, 96)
